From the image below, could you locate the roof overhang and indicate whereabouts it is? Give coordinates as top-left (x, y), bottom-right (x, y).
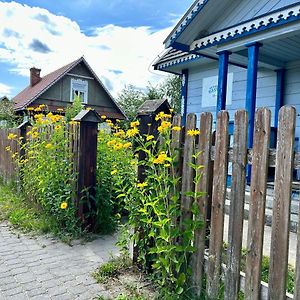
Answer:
top-left (159, 2), bottom-right (300, 72)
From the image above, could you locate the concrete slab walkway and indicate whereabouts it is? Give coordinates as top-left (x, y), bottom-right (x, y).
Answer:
top-left (0, 222), bottom-right (119, 300)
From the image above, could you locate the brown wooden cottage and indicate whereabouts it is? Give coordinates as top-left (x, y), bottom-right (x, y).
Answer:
top-left (13, 56), bottom-right (125, 119)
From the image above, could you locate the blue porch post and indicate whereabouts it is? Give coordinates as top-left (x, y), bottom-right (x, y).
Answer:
top-left (246, 42), bottom-right (262, 148)
top-left (246, 42), bottom-right (262, 182)
top-left (181, 69), bottom-right (189, 126)
top-left (216, 51), bottom-right (231, 117)
top-left (274, 69), bottom-right (285, 129)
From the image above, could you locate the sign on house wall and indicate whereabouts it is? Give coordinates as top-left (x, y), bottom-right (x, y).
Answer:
top-left (202, 73), bottom-right (233, 107)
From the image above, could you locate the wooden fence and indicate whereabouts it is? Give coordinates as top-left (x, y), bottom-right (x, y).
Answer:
top-left (0, 110), bottom-right (100, 225)
top-left (139, 106), bottom-right (299, 299)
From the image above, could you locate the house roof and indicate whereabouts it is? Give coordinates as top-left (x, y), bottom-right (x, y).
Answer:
top-left (13, 56), bottom-right (126, 119)
top-left (153, 48), bottom-right (202, 72)
top-left (137, 99), bottom-right (171, 115)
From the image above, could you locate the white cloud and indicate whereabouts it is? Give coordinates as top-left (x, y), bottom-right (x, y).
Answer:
top-left (0, 82), bottom-right (12, 96)
top-left (0, 1), bottom-right (172, 97)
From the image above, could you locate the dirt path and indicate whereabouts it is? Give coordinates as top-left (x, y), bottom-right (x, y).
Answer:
top-left (0, 222), bottom-right (119, 300)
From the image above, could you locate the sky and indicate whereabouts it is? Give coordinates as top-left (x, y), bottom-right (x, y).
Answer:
top-left (0, 0), bottom-right (194, 99)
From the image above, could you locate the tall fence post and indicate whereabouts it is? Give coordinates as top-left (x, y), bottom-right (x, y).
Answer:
top-left (73, 110), bottom-right (101, 230)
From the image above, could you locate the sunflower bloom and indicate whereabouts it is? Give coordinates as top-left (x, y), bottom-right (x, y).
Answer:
top-left (60, 202), bottom-right (68, 209)
top-left (187, 129), bottom-right (200, 136)
top-left (45, 143), bottom-right (53, 149)
top-left (172, 126), bottom-right (181, 131)
top-left (7, 133), bottom-right (17, 140)
top-left (153, 152), bottom-right (168, 164)
top-left (146, 135), bottom-right (155, 141)
top-left (111, 170), bottom-right (117, 175)
top-left (137, 182), bottom-right (148, 188)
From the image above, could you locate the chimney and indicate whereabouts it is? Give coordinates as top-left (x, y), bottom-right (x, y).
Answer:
top-left (30, 67), bottom-right (41, 87)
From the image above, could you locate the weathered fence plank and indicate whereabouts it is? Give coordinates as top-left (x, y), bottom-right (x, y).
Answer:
top-left (206, 111), bottom-right (229, 300)
top-left (224, 110), bottom-right (248, 300)
top-left (244, 108), bottom-right (271, 300)
top-left (191, 112), bottom-right (213, 296)
top-left (180, 113), bottom-right (197, 230)
top-left (268, 106), bottom-right (296, 300)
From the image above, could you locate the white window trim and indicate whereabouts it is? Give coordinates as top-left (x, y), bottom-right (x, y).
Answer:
top-left (70, 78), bottom-right (88, 104)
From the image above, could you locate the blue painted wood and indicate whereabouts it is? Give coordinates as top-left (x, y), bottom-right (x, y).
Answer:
top-left (246, 42), bottom-right (262, 148)
top-left (217, 51), bottom-right (231, 116)
top-left (246, 42), bottom-right (262, 182)
top-left (181, 69), bottom-right (189, 126)
top-left (274, 69), bottom-right (285, 128)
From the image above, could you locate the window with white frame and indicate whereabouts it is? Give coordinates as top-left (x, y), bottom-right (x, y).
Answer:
top-left (70, 78), bottom-right (88, 104)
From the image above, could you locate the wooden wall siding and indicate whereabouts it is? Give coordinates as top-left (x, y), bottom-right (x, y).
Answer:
top-left (187, 61), bottom-right (300, 138)
top-left (209, 0), bottom-right (296, 34)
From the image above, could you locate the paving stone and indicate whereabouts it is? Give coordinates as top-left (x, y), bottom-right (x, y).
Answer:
top-left (0, 222), bottom-right (119, 299)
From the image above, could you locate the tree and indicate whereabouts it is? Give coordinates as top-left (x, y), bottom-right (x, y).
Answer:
top-left (117, 85), bottom-right (145, 121)
top-left (0, 98), bottom-right (20, 128)
top-left (65, 95), bottom-right (84, 121)
top-left (158, 75), bottom-right (182, 114)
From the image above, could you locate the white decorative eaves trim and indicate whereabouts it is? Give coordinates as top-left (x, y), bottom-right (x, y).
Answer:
top-left (157, 53), bottom-right (201, 70)
top-left (167, 0), bottom-right (206, 45)
top-left (191, 4), bottom-right (300, 50)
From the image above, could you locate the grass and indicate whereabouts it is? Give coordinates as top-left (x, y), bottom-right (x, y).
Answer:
top-left (93, 255), bottom-right (132, 284)
top-left (0, 181), bottom-right (60, 235)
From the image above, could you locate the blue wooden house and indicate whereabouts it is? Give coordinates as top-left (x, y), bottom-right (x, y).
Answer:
top-left (154, 0), bottom-right (300, 153)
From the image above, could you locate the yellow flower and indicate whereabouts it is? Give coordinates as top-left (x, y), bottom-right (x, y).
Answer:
top-left (137, 182), bottom-right (148, 188)
top-left (60, 202), bottom-right (68, 209)
top-left (155, 112), bottom-right (172, 121)
top-left (130, 120), bottom-right (140, 128)
top-left (45, 143), bottom-right (52, 149)
top-left (27, 107), bottom-right (34, 111)
top-left (57, 108), bottom-right (64, 112)
top-left (8, 133), bottom-right (18, 140)
top-left (113, 130), bottom-right (125, 138)
top-left (101, 115), bottom-right (107, 119)
top-left (5, 146), bottom-right (11, 151)
top-left (187, 129), bottom-right (200, 136)
top-left (126, 127), bottom-right (139, 137)
top-left (12, 152), bottom-right (18, 159)
top-left (69, 121), bottom-right (77, 125)
top-left (147, 123), bottom-right (152, 127)
top-left (172, 126), bottom-right (181, 131)
top-left (164, 164), bottom-right (171, 168)
top-left (111, 170), bottom-right (117, 175)
top-left (122, 142), bottom-right (132, 149)
top-left (146, 135), bottom-right (154, 141)
top-left (170, 109), bottom-right (174, 113)
top-left (31, 132), bottom-right (39, 139)
top-left (86, 107), bottom-right (92, 111)
top-left (113, 143), bottom-right (123, 150)
top-left (130, 160), bottom-right (136, 165)
top-left (55, 125), bottom-right (61, 131)
top-left (153, 151), bottom-right (168, 164)
top-left (158, 121), bottom-right (171, 133)
top-left (39, 104), bottom-right (46, 109)
top-left (107, 140), bottom-right (117, 147)
top-left (116, 119), bottom-right (120, 123)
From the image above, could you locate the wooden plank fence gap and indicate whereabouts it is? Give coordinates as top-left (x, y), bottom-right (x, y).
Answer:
top-left (206, 110), bottom-right (229, 300)
top-left (224, 110), bottom-right (248, 300)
